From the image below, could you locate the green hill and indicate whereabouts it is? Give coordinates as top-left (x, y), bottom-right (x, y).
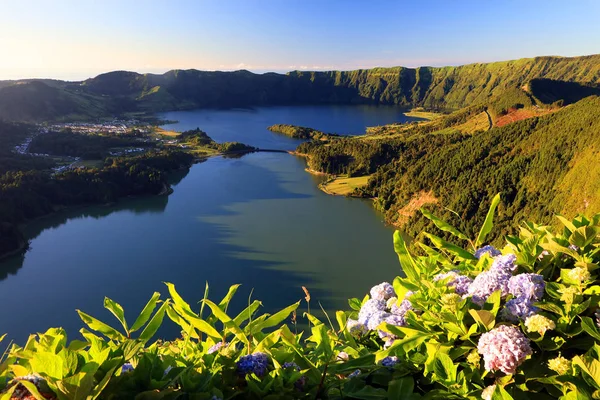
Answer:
top-left (1, 54), bottom-right (599, 121)
top-left (298, 94), bottom-right (600, 242)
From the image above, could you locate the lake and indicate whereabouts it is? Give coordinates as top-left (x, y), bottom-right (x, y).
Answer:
top-left (0, 105), bottom-right (419, 343)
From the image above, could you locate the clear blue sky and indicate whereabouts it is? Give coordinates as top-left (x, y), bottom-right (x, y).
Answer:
top-left (1, 0), bottom-right (598, 80)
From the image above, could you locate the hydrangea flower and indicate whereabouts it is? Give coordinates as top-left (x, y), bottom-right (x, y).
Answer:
top-left (347, 369), bottom-right (361, 378)
top-left (568, 244), bottom-right (579, 251)
top-left (491, 254), bottom-right (518, 273)
top-left (502, 298), bottom-right (537, 322)
top-left (358, 299), bottom-right (386, 325)
top-left (366, 310), bottom-right (391, 330)
top-left (441, 293), bottom-right (463, 307)
top-left (568, 267), bottom-right (591, 283)
top-left (434, 271), bottom-right (473, 295)
top-left (207, 341), bottom-right (227, 354)
top-left (524, 314), bottom-right (555, 335)
top-left (477, 325), bottom-right (532, 374)
top-left (121, 363), bottom-right (134, 374)
top-left (380, 356), bottom-right (399, 369)
top-left (559, 286), bottom-right (579, 303)
top-left (282, 362), bottom-right (307, 390)
top-left (467, 267), bottom-right (511, 305)
top-left (481, 385), bottom-right (496, 400)
top-left (474, 245), bottom-right (502, 259)
top-left (548, 356), bottom-right (571, 375)
top-left (508, 273), bottom-right (545, 301)
top-left (390, 298), bottom-right (413, 320)
top-left (370, 282), bottom-right (396, 301)
top-left (237, 352), bottom-right (269, 377)
top-left (378, 314), bottom-right (406, 340)
top-left (346, 319), bottom-right (367, 336)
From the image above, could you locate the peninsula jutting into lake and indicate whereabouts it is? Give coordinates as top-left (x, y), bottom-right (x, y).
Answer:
top-left (1, 1), bottom-right (600, 399)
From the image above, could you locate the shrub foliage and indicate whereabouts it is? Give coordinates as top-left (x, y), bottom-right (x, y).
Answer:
top-left (1, 197), bottom-right (600, 399)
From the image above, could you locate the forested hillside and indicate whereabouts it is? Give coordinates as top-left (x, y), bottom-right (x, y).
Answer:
top-left (1, 54), bottom-right (599, 121)
top-left (299, 94), bottom-right (600, 242)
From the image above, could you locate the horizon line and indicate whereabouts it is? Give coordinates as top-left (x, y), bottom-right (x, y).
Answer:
top-left (1, 52), bottom-right (598, 82)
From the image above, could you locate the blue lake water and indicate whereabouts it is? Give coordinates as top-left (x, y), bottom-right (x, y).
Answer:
top-left (0, 105), bottom-right (418, 343)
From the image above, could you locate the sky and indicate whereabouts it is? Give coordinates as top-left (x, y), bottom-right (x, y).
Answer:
top-left (1, 0), bottom-right (599, 81)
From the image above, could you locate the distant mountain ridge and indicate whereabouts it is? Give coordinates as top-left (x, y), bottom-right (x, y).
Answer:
top-left (1, 54), bottom-right (599, 121)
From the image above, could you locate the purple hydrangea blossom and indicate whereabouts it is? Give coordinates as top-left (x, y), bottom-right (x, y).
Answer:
top-left (366, 311), bottom-right (392, 330)
top-left (370, 282), bottom-right (396, 302)
top-left (346, 319), bottom-right (367, 336)
top-left (474, 245), bottom-right (502, 259)
top-left (347, 369), bottom-right (361, 378)
top-left (477, 325), bottom-right (532, 374)
top-left (380, 356), bottom-right (399, 369)
top-left (491, 254), bottom-right (518, 273)
top-left (378, 314), bottom-right (406, 340)
top-left (121, 363), bottom-right (134, 374)
top-left (467, 267), bottom-right (512, 305)
top-left (501, 298), bottom-right (537, 322)
top-left (508, 274), bottom-right (545, 301)
top-left (434, 270), bottom-right (473, 296)
top-left (282, 362), bottom-right (306, 390)
top-left (358, 299), bottom-right (386, 325)
top-left (207, 341), bottom-right (227, 354)
top-left (237, 352), bottom-right (269, 377)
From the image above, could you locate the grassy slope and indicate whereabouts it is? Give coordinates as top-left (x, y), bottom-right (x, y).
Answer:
top-left (321, 175), bottom-right (371, 196)
top-left (363, 96), bottom-right (600, 241)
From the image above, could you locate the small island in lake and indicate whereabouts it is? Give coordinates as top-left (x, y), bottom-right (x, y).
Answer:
top-left (267, 124), bottom-right (335, 140)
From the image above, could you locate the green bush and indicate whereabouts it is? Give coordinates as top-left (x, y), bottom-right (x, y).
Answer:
top-left (1, 196), bottom-right (599, 399)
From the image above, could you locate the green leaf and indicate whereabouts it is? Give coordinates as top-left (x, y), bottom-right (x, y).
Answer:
top-left (469, 309), bottom-right (495, 331)
top-left (433, 353), bottom-right (457, 384)
top-left (103, 297), bottom-right (128, 334)
top-left (16, 380), bottom-right (45, 400)
top-left (491, 385), bottom-right (514, 400)
top-left (130, 292), bottom-right (160, 333)
top-left (557, 215), bottom-right (577, 233)
top-left (570, 226), bottom-right (599, 249)
top-left (388, 377), bottom-right (415, 400)
top-left (139, 300), bottom-right (169, 343)
top-left (218, 284), bottom-right (241, 313)
top-left (393, 231), bottom-right (420, 280)
top-left (164, 282), bottom-right (194, 315)
top-left (89, 365), bottom-right (117, 400)
top-left (77, 310), bottom-right (124, 341)
top-left (202, 299), bottom-right (248, 344)
top-left (582, 317), bottom-right (600, 341)
top-left (572, 355), bottom-right (600, 387)
top-left (250, 301), bottom-right (300, 333)
top-left (423, 232), bottom-right (476, 260)
top-left (349, 386), bottom-right (388, 400)
top-left (475, 193), bottom-right (501, 248)
top-left (233, 300), bottom-right (262, 326)
top-left (348, 298), bottom-right (362, 311)
top-left (421, 208), bottom-right (469, 240)
top-left (29, 352), bottom-right (65, 380)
